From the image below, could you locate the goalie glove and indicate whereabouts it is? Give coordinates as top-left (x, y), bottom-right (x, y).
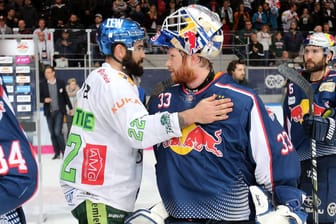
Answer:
top-left (250, 186), bottom-right (307, 224)
top-left (124, 202), bottom-right (168, 224)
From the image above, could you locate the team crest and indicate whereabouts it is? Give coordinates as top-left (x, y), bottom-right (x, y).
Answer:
top-left (319, 82), bottom-right (335, 92)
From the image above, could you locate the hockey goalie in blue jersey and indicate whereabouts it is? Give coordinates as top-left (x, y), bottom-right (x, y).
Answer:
top-left (0, 76), bottom-right (38, 223)
top-left (143, 4), bottom-right (307, 224)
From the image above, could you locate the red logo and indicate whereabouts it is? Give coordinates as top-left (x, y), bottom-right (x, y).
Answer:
top-left (164, 124), bottom-right (223, 157)
top-left (82, 144), bottom-right (106, 185)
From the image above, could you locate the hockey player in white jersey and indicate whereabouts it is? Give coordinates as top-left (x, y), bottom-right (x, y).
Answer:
top-left (59, 17), bottom-right (233, 224)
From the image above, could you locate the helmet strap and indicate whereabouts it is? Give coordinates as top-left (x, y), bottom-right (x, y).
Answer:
top-left (110, 42), bottom-right (126, 65)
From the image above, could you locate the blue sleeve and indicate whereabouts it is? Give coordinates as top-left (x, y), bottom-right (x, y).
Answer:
top-left (0, 80), bottom-right (38, 215)
top-left (251, 95), bottom-right (300, 191)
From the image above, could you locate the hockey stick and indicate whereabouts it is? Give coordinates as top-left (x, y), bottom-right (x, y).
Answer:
top-left (278, 63), bottom-right (318, 224)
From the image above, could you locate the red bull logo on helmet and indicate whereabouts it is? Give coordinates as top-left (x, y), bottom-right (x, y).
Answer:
top-left (162, 124), bottom-right (223, 157)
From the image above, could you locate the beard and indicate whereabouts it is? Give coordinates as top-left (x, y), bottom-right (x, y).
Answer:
top-left (172, 56), bottom-right (196, 84)
top-left (122, 51), bottom-right (144, 77)
top-left (304, 58), bottom-right (325, 73)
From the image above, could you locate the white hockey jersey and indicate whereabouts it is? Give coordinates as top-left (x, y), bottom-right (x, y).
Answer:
top-left (59, 63), bottom-right (182, 212)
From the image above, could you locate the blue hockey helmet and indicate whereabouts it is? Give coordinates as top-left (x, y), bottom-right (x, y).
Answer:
top-left (97, 18), bottom-right (145, 55)
top-left (150, 4), bottom-right (223, 59)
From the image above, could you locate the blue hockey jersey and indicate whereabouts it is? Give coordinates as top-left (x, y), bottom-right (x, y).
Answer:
top-left (0, 77), bottom-right (38, 215)
top-left (283, 69), bottom-right (336, 160)
top-left (148, 73), bottom-right (300, 221)
top-left (283, 69), bottom-right (336, 223)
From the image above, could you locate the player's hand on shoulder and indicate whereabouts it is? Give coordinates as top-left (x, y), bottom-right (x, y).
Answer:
top-left (193, 94), bottom-right (233, 123)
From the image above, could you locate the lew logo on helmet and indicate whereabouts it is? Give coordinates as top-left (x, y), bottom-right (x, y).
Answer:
top-left (105, 18), bottom-right (123, 29)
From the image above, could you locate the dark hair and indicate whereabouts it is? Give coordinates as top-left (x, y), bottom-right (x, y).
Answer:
top-left (44, 65), bottom-right (55, 72)
top-left (227, 60), bottom-right (245, 75)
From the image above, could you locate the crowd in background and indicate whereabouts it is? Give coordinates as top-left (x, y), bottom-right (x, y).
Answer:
top-left (0, 0), bottom-right (334, 66)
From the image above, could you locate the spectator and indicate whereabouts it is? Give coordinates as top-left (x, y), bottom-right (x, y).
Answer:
top-left (222, 9), bottom-right (233, 54)
top-left (275, 50), bottom-right (291, 65)
top-left (322, 1), bottom-right (336, 33)
top-left (40, 65), bottom-right (72, 160)
top-left (233, 3), bottom-right (250, 32)
top-left (157, 0), bottom-right (167, 15)
top-left (163, 0), bottom-right (178, 26)
top-left (89, 13), bottom-right (104, 66)
top-left (257, 24), bottom-right (272, 65)
top-left (314, 25), bottom-right (323, 33)
top-left (281, 3), bottom-right (299, 32)
top-left (50, 0), bottom-right (69, 27)
top-left (17, 18), bottom-right (32, 34)
top-left (243, 0), bottom-right (254, 16)
top-left (311, 2), bottom-right (323, 30)
top-left (323, 22), bottom-right (334, 35)
top-left (33, 18), bottom-right (49, 40)
top-left (206, 0), bottom-right (218, 12)
top-left (54, 29), bottom-right (74, 67)
top-left (248, 32), bottom-right (264, 66)
top-left (19, 0), bottom-right (38, 29)
top-left (139, 0), bottom-right (150, 14)
top-left (144, 4), bottom-right (162, 35)
top-left (65, 13), bottom-right (86, 66)
top-left (251, 4), bottom-right (267, 30)
top-left (78, 0), bottom-right (97, 27)
top-left (0, 1), bottom-right (6, 17)
top-left (65, 77), bottom-right (79, 138)
top-left (283, 21), bottom-right (304, 59)
top-left (112, 0), bottom-right (128, 18)
top-left (235, 20), bottom-right (256, 58)
top-left (37, 31), bottom-right (54, 70)
top-left (270, 31), bottom-right (286, 65)
top-left (297, 0), bottom-right (313, 15)
top-left (0, 15), bottom-right (13, 34)
top-left (298, 7), bottom-right (313, 38)
top-left (218, 0), bottom-right (233, 29)
top-left (129, 3), bottom-right (145, 26)
top-left (5, 8), bottom-right (18, 29)
top-left (53, 19), bottom-right (65, 42)
top-left (265, 2), bottom-right (279, 31)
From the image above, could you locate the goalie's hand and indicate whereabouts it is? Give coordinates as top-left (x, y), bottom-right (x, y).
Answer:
top-left (302, 114), bottom-right (336, 144)
top-left (250, 186), bottom-right (307, 224)
top-left (124, 202), bottom-right (168, 224)
top-left (256, 205), bottom-right (306, 224)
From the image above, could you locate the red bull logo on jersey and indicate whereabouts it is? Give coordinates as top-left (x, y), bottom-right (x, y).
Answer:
top-left (82, 144), bottom-right (107, 185)
top-left (290, 99), bottom-right (327, 123)
top-left (163, 124), bottom-right (223, 157)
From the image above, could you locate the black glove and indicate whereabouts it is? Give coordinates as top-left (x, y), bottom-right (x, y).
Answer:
top-left (303, 113), bottom-right (336, 145)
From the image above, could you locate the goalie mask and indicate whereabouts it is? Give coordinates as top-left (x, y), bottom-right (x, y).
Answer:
top-left (97, 18), bottom-right (145, 55)
top-left (150, 4), bottom-right (223, 59)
